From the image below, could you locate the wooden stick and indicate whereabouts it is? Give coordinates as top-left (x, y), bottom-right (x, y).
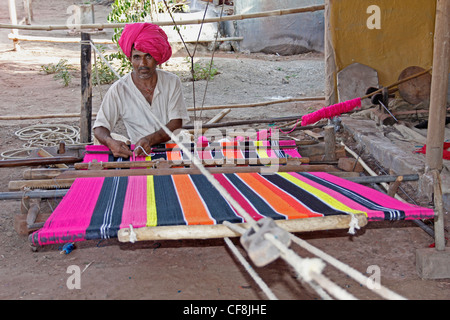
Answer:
top-left (7, 33), bottom-right (243, 44)
top-left (74, 157), bottom-right (309, 170)
top-left (432, 170), bottom-right (446, 251)
top-left (206, 108), bottom-right (231, 124)
top-left (387, 176), bottom-right (403, 197)
top-left (117, 213), bottom-right (367, 242)
top-left (57, 164), bottom-right (340, 179)
top-left (187, 97), bottom-right (325, 112)
top-left (345, 174), bottom-right (419, 184)
top-left (0, 156), bottom-right (83, 168)
top-left (361, 68), bottom-right (432, 101)
top-left (0, 189), bottom-right (68, 200)
top-left (80, 32), bottom-right (92, 144)
top-left (425, 0), bottom-right (450, 172)
top-left (22, 168), bottom-right (69, 180)
top-left (8, 179), bottom-right (76, 191)
top-left (183, 116), bottom-right (305, 129)
top-left (0, 5), bottom-right (326, 31)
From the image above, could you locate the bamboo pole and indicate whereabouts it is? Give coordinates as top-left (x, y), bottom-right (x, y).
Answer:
top-left (73, 157), bottom-right (309, 170)
top-left (7, 33), bottom-right (243, 44)
top-left (187, 97), bottom-right (325, 112)
top-left (426, 0), bottom-right (450, 252)
top-left (80, 32), bottom-right (92, 144)
top-left (56, 164), bottom-right (340, 179)
top-left (117, 213), bottom-right (367, 242)
top-left (8, 0), bottom-right (19, 50)
top-left (425, 0), bottom-right (450, 172)
top-left (0, 5), bottom-right (326, 31)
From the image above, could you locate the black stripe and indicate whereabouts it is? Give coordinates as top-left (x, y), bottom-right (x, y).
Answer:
top-left (264, 174), bottom-right (347, 216)
top-left (224, 173), bottom-right (286, 220)
top-left (153, 175), bottom-right (186, 226)
top-left (86, 176), bottom-right (128, 240)
top-left (190, 174), bottom-right (243, 224)
top-left (299, 173), bottom-right (405, 221)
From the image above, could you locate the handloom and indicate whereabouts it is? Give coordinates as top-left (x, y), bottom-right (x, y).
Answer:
top-left (29, 144), bottom-right (435, 246)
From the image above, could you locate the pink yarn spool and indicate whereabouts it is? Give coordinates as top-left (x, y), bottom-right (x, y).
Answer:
top-left (301, 98), bottom-right (362, 126)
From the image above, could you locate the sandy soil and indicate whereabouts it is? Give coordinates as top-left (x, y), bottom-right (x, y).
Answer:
top-left (0, 0), bottom-right (449, 302)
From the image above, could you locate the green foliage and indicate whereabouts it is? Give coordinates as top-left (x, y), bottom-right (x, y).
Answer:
top-left (187, 58), bottom-right (219, 81)
top-left (92, 45), bottom-right (120, 85)
top-left (41, 59), bottom-right (76, 87)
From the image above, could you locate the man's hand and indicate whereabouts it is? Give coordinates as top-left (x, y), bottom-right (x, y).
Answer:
top-left (134, 136), bottom-right (152, 157)
top-left (106, 137), bottom-right (133, 158)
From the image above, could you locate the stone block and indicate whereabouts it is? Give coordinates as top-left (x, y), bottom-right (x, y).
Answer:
top-left (416, 247), bottom-right (450, 279)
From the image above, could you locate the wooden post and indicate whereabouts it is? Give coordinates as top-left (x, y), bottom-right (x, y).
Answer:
top-left (324, 0), bottom-right (338, 106)
top-left (23, 0), bottom-right (33, 24)
top-left (426, 0), bottom-right (450, 252)
top-left (323, 125), bottom-right (337, 161)
top-left (8, 0), bottom-right (19, 50)
top-left (80, 32), bottom-right (92, 144)
top-left (426, 0), bottom-right (450, 172)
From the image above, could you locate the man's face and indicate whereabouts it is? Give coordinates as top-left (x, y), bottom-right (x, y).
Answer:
top-left (130, 48), bottom-right (158, 80)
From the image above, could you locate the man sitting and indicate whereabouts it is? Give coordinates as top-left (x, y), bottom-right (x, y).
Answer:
top-left (93, 23), bottom-right (190, 158)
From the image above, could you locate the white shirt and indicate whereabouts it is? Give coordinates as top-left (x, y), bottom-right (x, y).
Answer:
top-left (93, 69), bottom-right (190, 144)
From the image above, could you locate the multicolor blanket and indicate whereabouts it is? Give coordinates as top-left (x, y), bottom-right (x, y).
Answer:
top-left (29, 144), bottom-right (435, 246)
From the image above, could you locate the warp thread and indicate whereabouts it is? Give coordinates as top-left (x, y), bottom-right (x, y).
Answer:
top-left (301, 98), bottom-right (362, 127)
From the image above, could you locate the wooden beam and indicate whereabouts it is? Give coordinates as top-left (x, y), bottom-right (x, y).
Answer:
top-left (0, 156), bottom-right (83, 168)
top-left (80, 32), bottom-right (92, 144)
top-left (117, 213), bottom-right (367, 242)
top-left (425, 0), bottom-right (450, 172)
top-left (74, 157), bottom-right (309, 170)
top-left (57, 164), bottom-right (340, 179)
top-left (0, 5), bottom-right (326, 31)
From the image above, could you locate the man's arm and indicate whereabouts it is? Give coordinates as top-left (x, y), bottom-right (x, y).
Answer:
top-left (93, 126), bottom-right (133, 158)
top-left (134, 119), bottom-right (183, 156)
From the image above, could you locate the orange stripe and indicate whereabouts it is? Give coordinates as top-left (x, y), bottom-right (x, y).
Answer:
top-left (167, 150), bottom-right (182, 162)
top-left (236, 173), bottom-right (321, 219)
top-left (172, 175), bottom-right (214, 225)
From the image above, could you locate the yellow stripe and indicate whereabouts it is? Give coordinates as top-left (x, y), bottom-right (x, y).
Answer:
top-left (146, 174), bottom-right (158, 227)
top-left (278, 172), bottom-right (365, 215)
top-left (143, 156), bottom-right (157, 227)
top-left (253, 141), bottom-right (269, 158)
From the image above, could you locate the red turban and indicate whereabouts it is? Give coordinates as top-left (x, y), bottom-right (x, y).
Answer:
top-left (118, 23), bottom-right (172, 64)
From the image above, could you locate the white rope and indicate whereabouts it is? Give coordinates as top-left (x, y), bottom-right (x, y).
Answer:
top-left (288, 234), bottom-right (407, 300)
top-left (129, 224), bottom-right (137, 243)
top-left (224, 237), bottom-right (278, 300)
top-left (83, 40), bottom-right (122, 80)
top-left (1, 124), bottom-right (86, 159)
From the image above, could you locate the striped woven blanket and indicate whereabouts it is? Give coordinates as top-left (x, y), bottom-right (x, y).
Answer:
top-left (29, 143), bottom-right (435, 246)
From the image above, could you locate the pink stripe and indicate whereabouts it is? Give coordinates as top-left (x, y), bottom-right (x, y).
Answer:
top-left (310, 172), bottom-right (435, 219)
top-left (197, 150), bottom-right (213, 160)
top-left (37, 177), bottom-right (105, 245)
top-left (213, 174), bottom-right (264, 222)
top-left (283, 148), bottom-right (302, 158)
top-left (83, 145), bottom-right (110, 164)
top-left (121, 175), bottom-right (148, 229)
top-left (279, 140), bottom-right (296, 146)
top-left (288, 172), bottom-right (372, 213)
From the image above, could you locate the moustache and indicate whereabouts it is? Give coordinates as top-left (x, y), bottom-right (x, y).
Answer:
top-left (138, 67), bottom-right (151, 71)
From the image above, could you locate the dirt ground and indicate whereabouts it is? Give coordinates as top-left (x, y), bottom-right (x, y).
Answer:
top-left (0, 0), bottom-right (449, 302)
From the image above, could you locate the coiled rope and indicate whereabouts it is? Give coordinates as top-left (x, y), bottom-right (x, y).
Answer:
top-left (1, 124), bottom-right (87, 159)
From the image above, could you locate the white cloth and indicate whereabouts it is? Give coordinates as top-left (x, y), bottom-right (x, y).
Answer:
top-left (93, 69), bottom-right (189, 144)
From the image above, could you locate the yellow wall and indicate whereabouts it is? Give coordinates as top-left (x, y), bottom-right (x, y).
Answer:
top-left (329, 0), bottom-right (436, 88)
